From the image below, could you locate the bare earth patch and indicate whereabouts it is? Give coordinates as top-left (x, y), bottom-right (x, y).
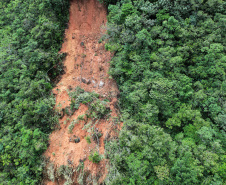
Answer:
top-left (43, 0), bottom-right (121, 184)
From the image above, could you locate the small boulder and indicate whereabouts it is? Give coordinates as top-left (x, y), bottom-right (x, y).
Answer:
top-left (99, 81), bottom-right (105, 88)
top-left (81, 77), bottom-right (87, 84)
top-left (86, 79), bottom-right (91, 84)
top-left (92, 80), bottom-right (97, 88)
top-left (81, 77), bottom-right (91, 85)
top-left (74, 137), bottom-right (80, 143)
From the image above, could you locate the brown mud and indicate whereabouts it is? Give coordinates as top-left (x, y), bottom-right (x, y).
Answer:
top-left (43, 0), bottom-right (120, 184)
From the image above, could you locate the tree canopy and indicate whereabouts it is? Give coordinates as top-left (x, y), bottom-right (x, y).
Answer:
top-left (104, 0), bottom-right (226, 184)
top-left (0, 0), bottom-right (69, 184)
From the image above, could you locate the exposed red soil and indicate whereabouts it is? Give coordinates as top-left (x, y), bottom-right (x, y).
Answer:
top-left (43, 0), bottom-right (120, 184)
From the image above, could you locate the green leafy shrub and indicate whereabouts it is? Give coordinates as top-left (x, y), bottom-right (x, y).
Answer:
top-left (77, 114), bottom-right (85, 121)
top-left (85, 136), bottom-right (91, 144)
top-left (68, 87), bottom-right (99, 112)
top-left (68, 119), bottom-right (78, 133)
top-left (46, 163), bottom-right (55, 182)
top-left (89, 100), bottom-right (111, 119)
top-left (64, 106), bottom-right (72, 116)
top-left (68, 87), bottom-right (110, 121)
top-left (88, 151), bottom-right (102, 164)
top-left (56, 165), bottom-right (74, 185)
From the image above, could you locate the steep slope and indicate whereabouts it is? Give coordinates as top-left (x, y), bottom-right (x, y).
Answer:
top-left (43, 0), bottom-right (120, 184)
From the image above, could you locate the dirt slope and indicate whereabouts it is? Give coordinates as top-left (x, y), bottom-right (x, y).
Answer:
top-left (43, 0), bottom-right (120, 184)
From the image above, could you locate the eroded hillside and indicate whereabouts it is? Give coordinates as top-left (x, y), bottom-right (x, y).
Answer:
top-left (43, 0), bottom-right (120, 184)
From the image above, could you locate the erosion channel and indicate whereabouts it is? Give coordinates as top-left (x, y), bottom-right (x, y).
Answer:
top-left (44, 0), bottom-right (120, 184)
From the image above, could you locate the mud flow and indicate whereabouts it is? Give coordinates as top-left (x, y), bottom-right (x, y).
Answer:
top-left (43, 0), bottom-right (120, 184)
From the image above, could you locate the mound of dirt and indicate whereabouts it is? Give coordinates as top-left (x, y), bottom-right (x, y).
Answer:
top-left (43, 0), bottom-right (121, 184)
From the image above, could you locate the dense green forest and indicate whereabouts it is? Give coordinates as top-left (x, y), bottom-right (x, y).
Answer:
top-left (0, 0), bottom-right (69, 184)
top-left (0, 0), bottom-right (225, 184)
top-left (104, 0), bottom-right (226, 184)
